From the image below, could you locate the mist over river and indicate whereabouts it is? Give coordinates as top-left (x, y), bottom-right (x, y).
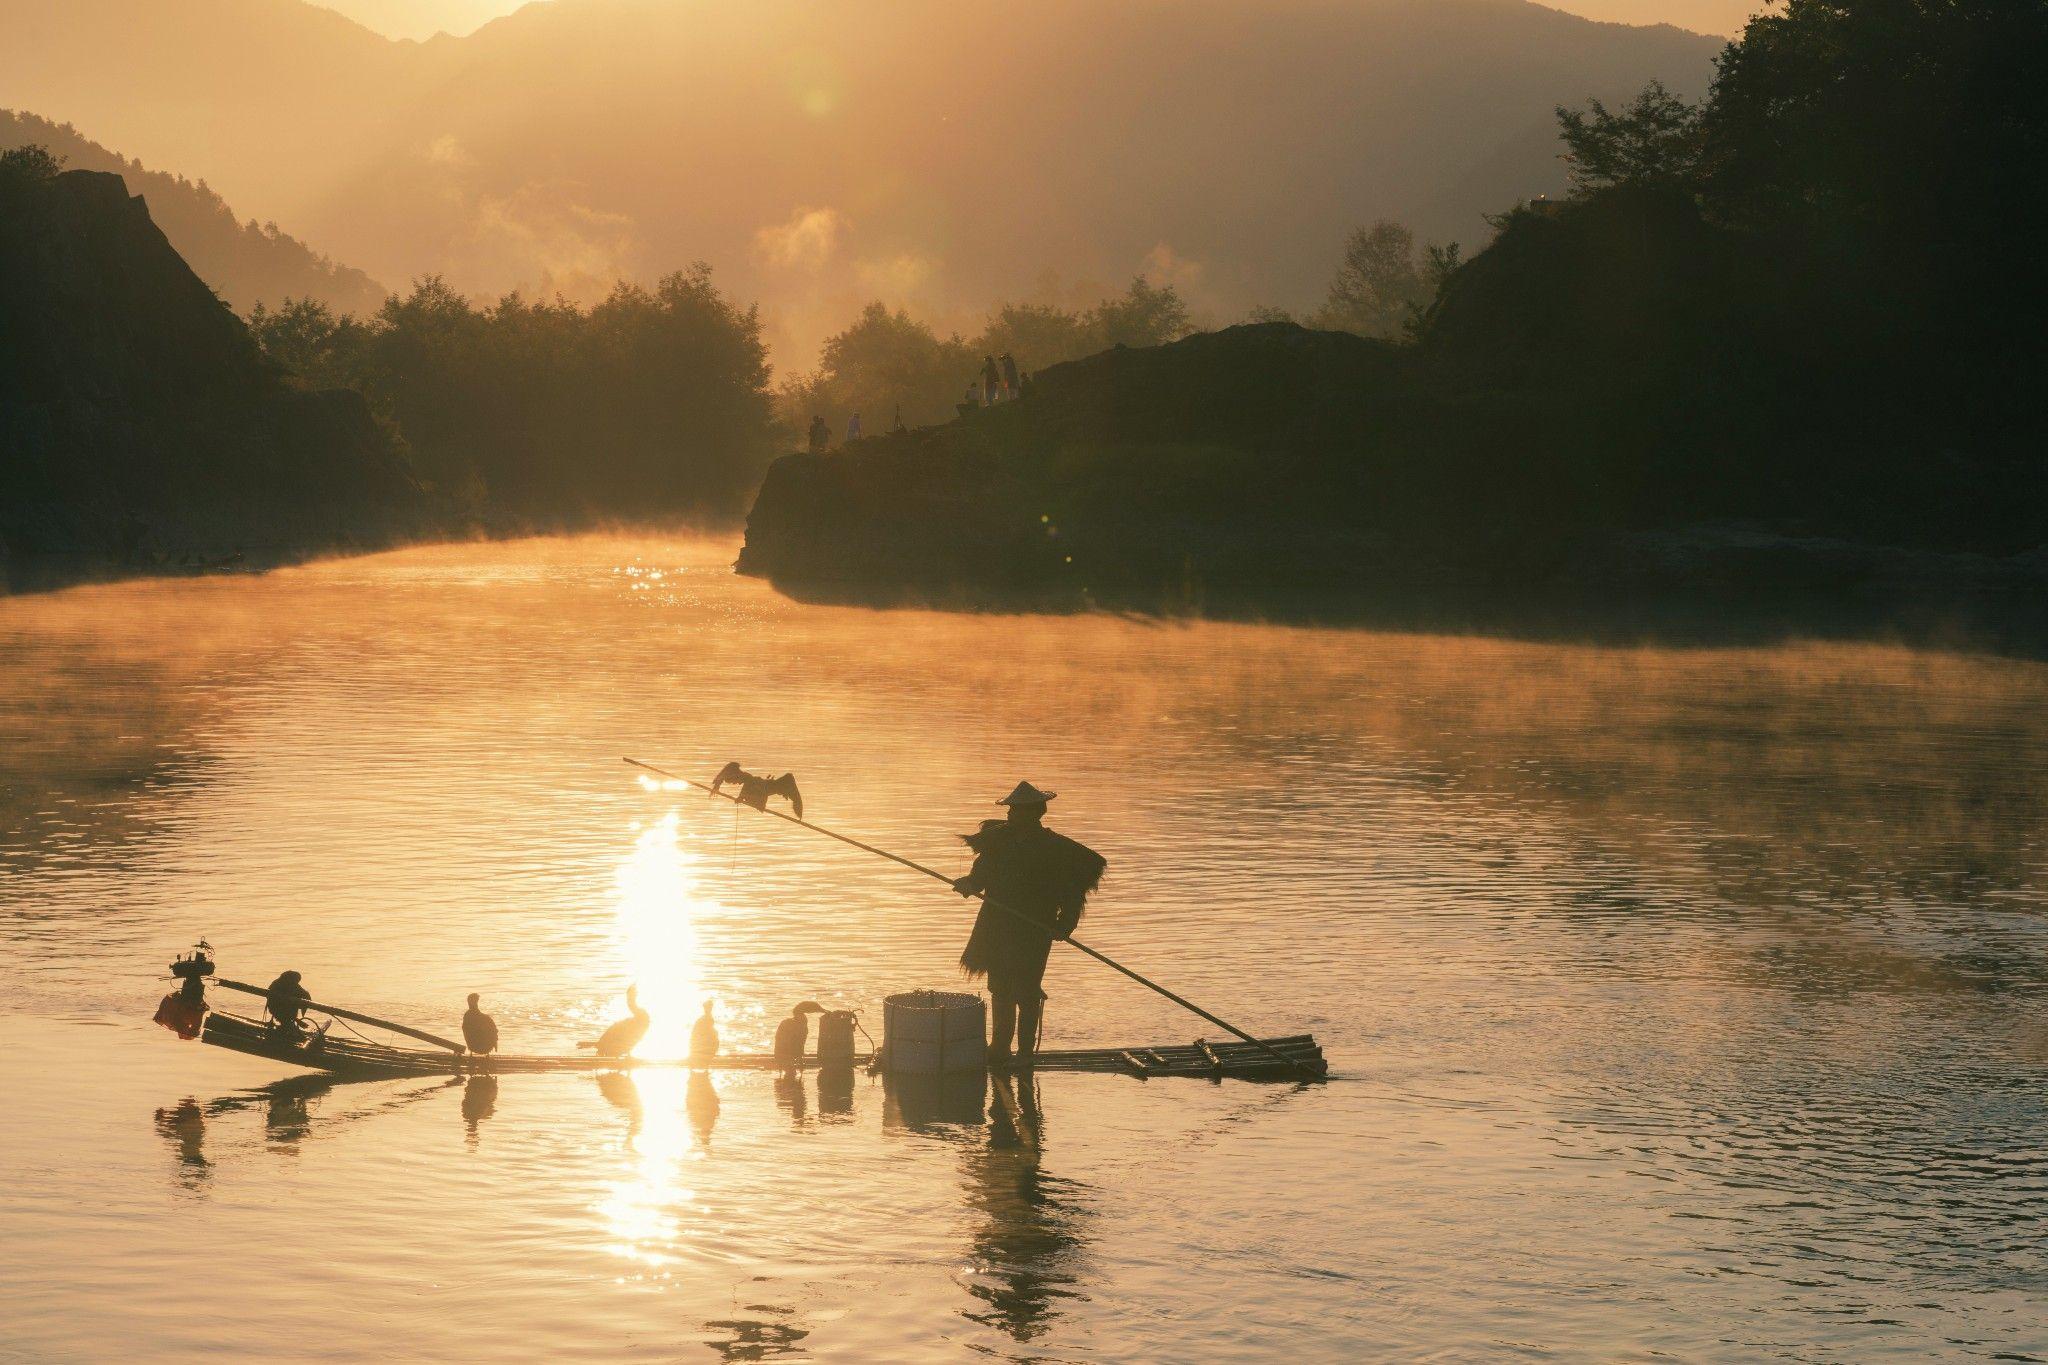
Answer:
top-left (3, 536), bottom-right (2045, 1361)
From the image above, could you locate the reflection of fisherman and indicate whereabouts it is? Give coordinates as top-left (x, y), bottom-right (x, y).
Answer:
top-left (265, 970), bottom-right (311, 1035)
top-left (952, 782), bottom-right (1106, 1067)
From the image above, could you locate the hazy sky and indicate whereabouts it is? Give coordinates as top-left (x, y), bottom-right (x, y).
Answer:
top-left (317, 0), bottom-right (1768, 42)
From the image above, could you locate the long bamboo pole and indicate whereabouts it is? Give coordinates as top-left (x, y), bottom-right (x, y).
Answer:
top-left (623, 757), bottom-right (1326, 1080)
top-left (215, 978), bottom-right (465, 1053)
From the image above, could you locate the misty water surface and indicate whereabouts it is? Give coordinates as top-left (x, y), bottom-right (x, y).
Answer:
top-left (2, 536), bottom-right (2044, 1361)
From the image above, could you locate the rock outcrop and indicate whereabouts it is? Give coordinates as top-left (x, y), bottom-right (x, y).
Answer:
top-left (1, 168), bottom-right (433, 579)
top-left (736, 311), bottom-right (2048, 630)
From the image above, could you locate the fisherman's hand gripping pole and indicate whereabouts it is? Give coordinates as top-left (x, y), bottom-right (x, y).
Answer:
top-left (624, 757), bottom-right (1326, 1080)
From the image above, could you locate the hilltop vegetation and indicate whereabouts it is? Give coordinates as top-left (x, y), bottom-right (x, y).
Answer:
top-left (738, 0), bottom-right (2048, 610)
top-left (778, 280), bottom-right (1192, 435)
top-left (0, 111), bottom-right (385, 315)
top-left (249, 271), bottom-right (776, 521)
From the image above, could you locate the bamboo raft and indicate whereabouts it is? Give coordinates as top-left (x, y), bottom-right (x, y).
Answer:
top-left (198, 1010), bottom-right (1327, 1082)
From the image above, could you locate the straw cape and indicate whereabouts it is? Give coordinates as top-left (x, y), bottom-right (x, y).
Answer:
top-left (958, 819), bottom-right (1107, 977)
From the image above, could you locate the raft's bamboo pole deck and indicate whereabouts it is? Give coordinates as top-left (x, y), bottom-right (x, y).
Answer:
top-left (198, 1011), bottom-right (1327, 1081)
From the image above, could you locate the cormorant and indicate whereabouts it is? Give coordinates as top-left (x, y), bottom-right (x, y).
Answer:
top-left (689, 1000), bottom-right (719, 1065)
top-left (774, 1000), bottom-right (825, 1068)
top-left (462, 993), bottom-right (499, 1056)
top-left (579, 985), bottom-right (650, 1059)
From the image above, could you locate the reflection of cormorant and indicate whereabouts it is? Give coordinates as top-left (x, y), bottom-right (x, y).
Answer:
top-left (773, 1072), bottom-right (810, 1128)
top-left (704, 1308), bottom-right (810, 1361)
top-left (579, 985), bottom-right (649, 1059)
top-left (461, 1074), bottom-right (499, 1147)
top-left (594, 1070), bottom-right (642, 1144)
top-left (686, 1070), bottom-right (721, 1148)
top-left (959, 1073), bottom-right (1089, 1343)
top-left (462, 993), bottom-right (499, 1059)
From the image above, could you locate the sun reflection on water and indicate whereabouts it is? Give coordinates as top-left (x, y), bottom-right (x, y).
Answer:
top-left (600, 813), bottom-right (722, 1273)
top-left (610, 810), bottom-right (709, 1060)
top-left (596, 1069), bottom-right (704, 1275)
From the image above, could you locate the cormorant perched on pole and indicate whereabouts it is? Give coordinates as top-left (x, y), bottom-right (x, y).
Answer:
top-left (578, 985), bottom-right (650, 1059)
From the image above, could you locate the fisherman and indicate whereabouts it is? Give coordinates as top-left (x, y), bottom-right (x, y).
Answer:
top-left (981, 355), bottom-right (1002, 405)
top-left (264, 970), bottom-right (311, 1037)
top-left (892, 404), bottom-right (907, 433)
top-left (1000, 352), bottom-right (1020, 398)
top-left (846, 411), bottom-right (863, 443)
top-left (808, 414), bottom-right (831, 454)
top-left (690, 1000), bottom-right (720, 1065)
top-left (952, 782), bottom-right (1106, 1067)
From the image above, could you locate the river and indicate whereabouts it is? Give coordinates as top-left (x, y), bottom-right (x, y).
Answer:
top-left (3, 535), bottom-right (2044, 1361)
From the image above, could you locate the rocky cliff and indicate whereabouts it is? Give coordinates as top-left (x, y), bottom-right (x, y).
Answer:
top-left (1, 166), bottom-right (433, 581)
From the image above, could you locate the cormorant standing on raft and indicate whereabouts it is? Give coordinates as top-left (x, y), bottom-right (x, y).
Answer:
top-left (578, 985), bottom-right (650, 1059)
top-left (774, 1001), bottom-right (824, 1069)
top-left (690, 1000), bottom-right (720, 1065)
top-left (462, 993), bottom-right (499, 1058)
top-left (952, 782), bottom-right (1106, 1067)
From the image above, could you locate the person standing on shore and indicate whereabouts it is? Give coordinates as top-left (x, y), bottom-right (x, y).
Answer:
top-left (952, 782), bottom-right (1106, 1067)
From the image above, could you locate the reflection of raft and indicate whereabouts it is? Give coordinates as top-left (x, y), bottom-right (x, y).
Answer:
top-left (196, 1010), bottom-right (1327, 1082)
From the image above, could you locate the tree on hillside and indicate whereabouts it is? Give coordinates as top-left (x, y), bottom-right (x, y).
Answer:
top-left (785, 302), bottom-right (976, 435)
top-left (978, 301), bottom-right (1095, 370)
top-left (1556, 79), bottom-right (1704, 195)
top-left (0, 142), bottom-right (63, 190)
top-left (1314, 221), bottom-right (1428, 339)
top-left (1086, 277), bottom-right (1191, 349)
top-left (781, 280), bottom-right (1198, 440)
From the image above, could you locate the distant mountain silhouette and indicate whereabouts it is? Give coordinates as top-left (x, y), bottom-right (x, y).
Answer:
top-left (0, 0), bottom-right (1720, 354)
top-left (1, 164), bottom-right (430, 575)
top-left (0, 112), bottom-right (386, 316)
top-left (311, 0), bottom-right (523, 42)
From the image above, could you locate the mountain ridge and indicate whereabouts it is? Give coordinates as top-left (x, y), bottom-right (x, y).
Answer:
top-left (0, 0), bottom-right (1720, 357)
top-left (0, 111), bottom-right (387, 315)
